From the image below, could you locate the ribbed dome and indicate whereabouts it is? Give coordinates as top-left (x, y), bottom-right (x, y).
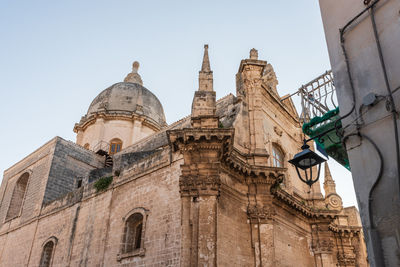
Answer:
top-left (87, 82), bottom-right (166, 127)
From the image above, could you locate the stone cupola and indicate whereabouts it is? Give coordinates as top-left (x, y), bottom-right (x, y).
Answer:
top-left (74, 61), bottom-right (167, 153)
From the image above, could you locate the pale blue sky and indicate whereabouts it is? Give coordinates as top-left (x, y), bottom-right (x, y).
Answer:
top-left (0, 1), bottom-right (358, 207)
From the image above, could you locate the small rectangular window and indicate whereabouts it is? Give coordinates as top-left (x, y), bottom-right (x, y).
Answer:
top-left (109, 140), bottom-right (123, 155)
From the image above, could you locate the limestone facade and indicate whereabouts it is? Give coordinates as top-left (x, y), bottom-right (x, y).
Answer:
top-left (0, 47), bottom-right (368, 266)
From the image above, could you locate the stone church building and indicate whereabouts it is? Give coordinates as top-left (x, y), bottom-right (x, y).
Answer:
top-left (0, 46), bottom-right (368, 266)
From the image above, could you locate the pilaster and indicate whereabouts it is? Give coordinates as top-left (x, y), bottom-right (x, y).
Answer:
top-left (331, 229), bottom-right (359, 267)
top-left (246, 174), bottom-right (282, 267)
top-left (236, 49), bottom-right (268, 165)
top-left (311, 221), bottom-right (336, 267)
top-left (168, 128), bottom-right (233, 267)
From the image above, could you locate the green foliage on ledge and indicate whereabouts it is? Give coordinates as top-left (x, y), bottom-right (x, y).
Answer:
top-left (94, 176), bottom-right (113, 192)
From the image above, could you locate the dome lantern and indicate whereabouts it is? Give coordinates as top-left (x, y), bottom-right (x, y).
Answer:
top-left (124, 61), bottom-right (143, 85)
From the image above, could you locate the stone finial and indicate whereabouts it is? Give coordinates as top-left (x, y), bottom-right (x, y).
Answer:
top-left (250, 48), bottom-right (258, 60)
top-left (198, 44), bottom-right (213, 91)
top-left (132, 61), bottom-right (139, 72)
top-left (124, 61), bottom-right (143, 85)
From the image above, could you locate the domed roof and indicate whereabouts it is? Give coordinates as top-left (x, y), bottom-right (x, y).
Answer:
top-left (87, 82), bottom-right (166, 127)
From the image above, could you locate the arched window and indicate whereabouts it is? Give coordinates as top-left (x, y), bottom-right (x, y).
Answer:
top-left (109, 139), bottom-right (122, 155)
top-left (118, 208), bottom-right (147, 260)
top-left (123, 213), bottom-right (143, 253)
top-left (39, 238), bottom-right (56, 267)
top-left (272, 144), bottom-right (284, 167)
top-left (6, 172), bottom-right (29, 220)
top-left (83, 143), bottom-right (90, 150)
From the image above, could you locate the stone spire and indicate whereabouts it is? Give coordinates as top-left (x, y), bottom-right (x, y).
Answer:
top-left (191, 44), bottom-right (218, 128)
top-left (323, 162), bottom-right (336, 195)
top-left (124, 61), bottom-right (143, 85)
top-left (201, 44), bottom-right (211, 71)
top-left (198, 44), bottom-right (213, 92)
top-left (324, 162), bottom-right (333, 181)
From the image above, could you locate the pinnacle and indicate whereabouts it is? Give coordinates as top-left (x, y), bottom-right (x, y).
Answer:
top-left (324, 162), bottom-right (334, 183)
top-left (201, 44), bottom-right (211, 72)
top-left (198, 44), bottom-right (213, 92)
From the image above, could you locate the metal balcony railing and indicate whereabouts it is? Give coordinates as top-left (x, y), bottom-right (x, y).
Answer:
top-left (298, 70), bottom-right (337, 123)
top-left (93, 141), bottom-right (110, 155)
top-left (284, 71), bottom-right (349, 170)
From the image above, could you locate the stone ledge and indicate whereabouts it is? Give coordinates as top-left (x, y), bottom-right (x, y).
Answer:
top-left (117, 248), bottom-right (146, 261)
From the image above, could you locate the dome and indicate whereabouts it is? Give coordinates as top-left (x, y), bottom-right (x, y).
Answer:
top-left (87, 82), bottom-right (166, 127)
top-left (74, 61), bottom-right (167, 149)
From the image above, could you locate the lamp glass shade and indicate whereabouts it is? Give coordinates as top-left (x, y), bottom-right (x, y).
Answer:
top-left (288, 148), bottom-right (326, 170)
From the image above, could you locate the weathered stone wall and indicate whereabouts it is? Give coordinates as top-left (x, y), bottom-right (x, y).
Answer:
top-left (273, 207), bottom-right (315, 266)
top-left (43, 138), bottom-right (104, 204)
top-left (216, 171), bottom-right (319, 267)
top-left (0, 146), bottom-right (182, 267)
top-left (217, 174), bottom-right (253, 266)
top-left (67, 191), bottom-right (113, 266)
top-left (260, 88), bottom-right (324, 198)
top-left (26, 203), bottom-right (83, 266)
top-left (0, 138), bottom-right (57, 228)
top-left (0, 220), bottom-right (37, 266)
top-left (103, 155), bottom-right (182, 266)
top-left (0, 137), bottom-right (104, 231)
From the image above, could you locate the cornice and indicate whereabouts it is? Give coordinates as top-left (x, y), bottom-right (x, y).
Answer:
top-left (272, 188), bottom-right (340, 219)
top-left (238, 59), bottom-right (267, 73)
top-left (328, 223), bottom-right (362, 235)
top-left (168, 127), bottom-right (286, 186)
top-left (167, 128), bottom-right (234, 141)
top-left (167, 128), bottom-right (234, 155)
top-left (73, 111), bottom-right (163, 133)
top-left (223, 148), bottom-right (285, 180)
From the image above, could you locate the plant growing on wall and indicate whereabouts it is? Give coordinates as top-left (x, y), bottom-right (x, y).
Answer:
top-left (94, 176), bottom-right (113, 192)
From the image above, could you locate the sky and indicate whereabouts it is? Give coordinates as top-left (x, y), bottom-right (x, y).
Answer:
top-left (0, 1), bottom-right (359, 207)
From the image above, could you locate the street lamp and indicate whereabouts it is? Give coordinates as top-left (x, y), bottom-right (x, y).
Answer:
top-left (289, 140), bottom-right (327, 187)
